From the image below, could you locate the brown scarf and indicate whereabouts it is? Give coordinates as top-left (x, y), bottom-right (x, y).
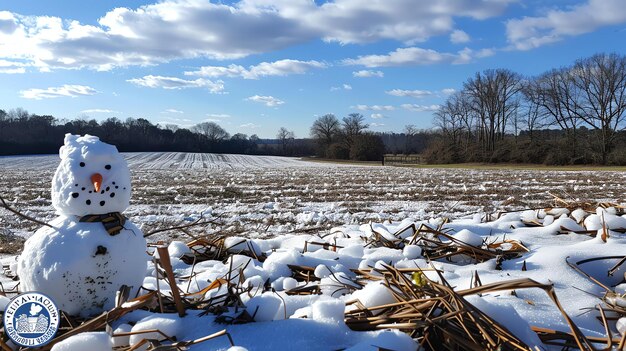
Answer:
top-left (79, 212), bottom-right (126, 236)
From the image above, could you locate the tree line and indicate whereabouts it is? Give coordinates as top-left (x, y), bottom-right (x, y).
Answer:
top-left (0, 108), bottom-right (412, 161)
top-left (0, 110), bottom-right (315, 157)
top-left (427, 52), bottom-right (626, 165)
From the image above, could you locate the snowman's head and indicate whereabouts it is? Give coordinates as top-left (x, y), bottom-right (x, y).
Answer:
top-left (52, 134), bottom-right (131, 216)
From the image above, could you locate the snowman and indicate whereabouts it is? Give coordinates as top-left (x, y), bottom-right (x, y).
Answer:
top-left (17, 134), bottom-right (148, 317)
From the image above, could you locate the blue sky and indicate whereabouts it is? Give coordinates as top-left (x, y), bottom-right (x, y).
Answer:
top-left (1, 0), bottom-right (625, 138)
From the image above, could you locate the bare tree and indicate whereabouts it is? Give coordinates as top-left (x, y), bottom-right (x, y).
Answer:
top-left (404, 125), bottom-right (418, 154)
top-left (434, 102), bottom-right (464, 146)
top-left (527, 68), bottom-right (581, 136)
top-left (276, 127), bottom-right (295, 155)
top-left (464, 69), bottom-right (522, 152)
top-left (520, 79), bottom-right (550, 141)
top-left (192, 122), bottom-right (230, 142)
top-left (342, 113), bottom-right (368, 150)
top-left (310, 114), bottom-right (341, 154)
top-left (569, 53), bottom-right (626, 163)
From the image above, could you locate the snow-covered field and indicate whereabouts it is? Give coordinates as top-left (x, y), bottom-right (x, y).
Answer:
top-left (2, 152), bottom-right (626, 245)
top-left (1, 152), bottom-right (626, 350)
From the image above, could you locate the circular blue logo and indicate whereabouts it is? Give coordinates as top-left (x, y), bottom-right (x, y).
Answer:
top-left (3, 292), bottom-right (60, 347)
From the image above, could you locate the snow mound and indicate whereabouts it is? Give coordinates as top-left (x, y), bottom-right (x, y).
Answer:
top-left (51, 332), bottom-right (112, 351)
top-left (129, 315), bottom-right (181, 349)
top-left (345, 329), bottom-right (418, 351)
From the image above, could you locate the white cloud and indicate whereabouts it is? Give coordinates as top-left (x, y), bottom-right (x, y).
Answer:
top-left (246, 95), bottom-right (284, 107)
top-left (80, 109), bottom-right (119, 114)
top-left (353, 70), bottom-right (384, 78)
top-left (401, 104), bottom-right (440, 112)
top-left (309, 0), bottom-right (511, 45)
top-left (331, 84), bottom-right (352, 91)
top-left (162, 108), bottom-right (184, 114)
top-left (0, 1), bottom-right (514, 70)
top-left (20, 84), bottom-right (97, 100)
top-left (371, 113), bottom-right (386, 119)
top-left (441, 88), bottom-right (456, 95)
top-left (450, 29), bottom-right (470, 44)
top-left (353, 105), bottom-right (395, 111)
top-left (386, 89), bottom-right (433, 98)
top-left (127, 75), bottom-right (224, 93)
top-left (185, 59), bottom-right (326, 79)
top-left (0, 59), bottom-right (27, 74)
top-left (240, 123), bottom-right (258, 128)
top-left (343, 46), bottom-right (490, 67)
top-left (370, 122), bottom-right (385, 128)
top-left (506, 0), bottom-right (626, 50)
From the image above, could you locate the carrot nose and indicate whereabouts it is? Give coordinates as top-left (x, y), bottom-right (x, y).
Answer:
top-left (91, 173), bottom-right (103, 192)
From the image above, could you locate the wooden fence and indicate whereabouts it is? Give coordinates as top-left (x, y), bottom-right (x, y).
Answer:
top-left (383, 154), bottom-right (424, 166)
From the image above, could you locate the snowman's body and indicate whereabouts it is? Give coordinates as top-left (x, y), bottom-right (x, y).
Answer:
top-left (17, 134), bottom-right (148, 316)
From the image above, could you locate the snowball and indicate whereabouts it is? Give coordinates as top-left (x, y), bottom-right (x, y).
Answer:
top-left (348, 281), bottom-right (395, 314)
top-left (52, 134), bottom-right (131, 217)
top-left (618, 317), bottom-right (626, 335)
top-left (314, 264), bottom-right (332, 279)
top-left (227, 347), bottom-right (249, 351)
top-left (262, 249), bottom-right (301, 280)
top-left (246, 293), bottom-right (283, 322)
top-left (571, 208), bottom-right (587, 223)
top-left (129, 316), bottom-right (181, 349)
top-left (452, 229), bottom-right (483, 247)
top-left (402, 245), bottom-right (422, 259)
top-left (168, 241), bottom-right (191, 258)
top-left (112, 323), bottom-right (133, 348)
top-left (51, 332), bottom-right (112, 351)
top-left (543, 215), bottom-right (554, 226)
top-left (311, 300), bottom-right (345, 324)
top-left (282, 277), bottom-right (298, 291)
top-left (520, 210), bottom-right (538, 223)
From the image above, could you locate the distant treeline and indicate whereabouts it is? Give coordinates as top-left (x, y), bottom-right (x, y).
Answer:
top-left (0, 109), bottom-right (316, 157)
top-left (0, 108), bottom-right (421, 160)
top-left (426, 52), bottom-right (626, 165)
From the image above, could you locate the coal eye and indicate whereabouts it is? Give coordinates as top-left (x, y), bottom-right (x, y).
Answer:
top-left (79, 162), bottom-right (85, 167)
top-left (105, 165), bottom-right (111, 170)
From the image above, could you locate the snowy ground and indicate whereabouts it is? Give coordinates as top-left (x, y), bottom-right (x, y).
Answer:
top-left (2, 152), bottom-right (626, 250)
top-left (1, 153), bottom-right (626, 350)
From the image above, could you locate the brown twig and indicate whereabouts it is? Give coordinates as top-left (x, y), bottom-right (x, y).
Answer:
top-left (0, 194), bottom-right (53, 228)
top-left (156, 246), bottom-right (186, 317)
top-left (144, 214), bottom-right (223, 238)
